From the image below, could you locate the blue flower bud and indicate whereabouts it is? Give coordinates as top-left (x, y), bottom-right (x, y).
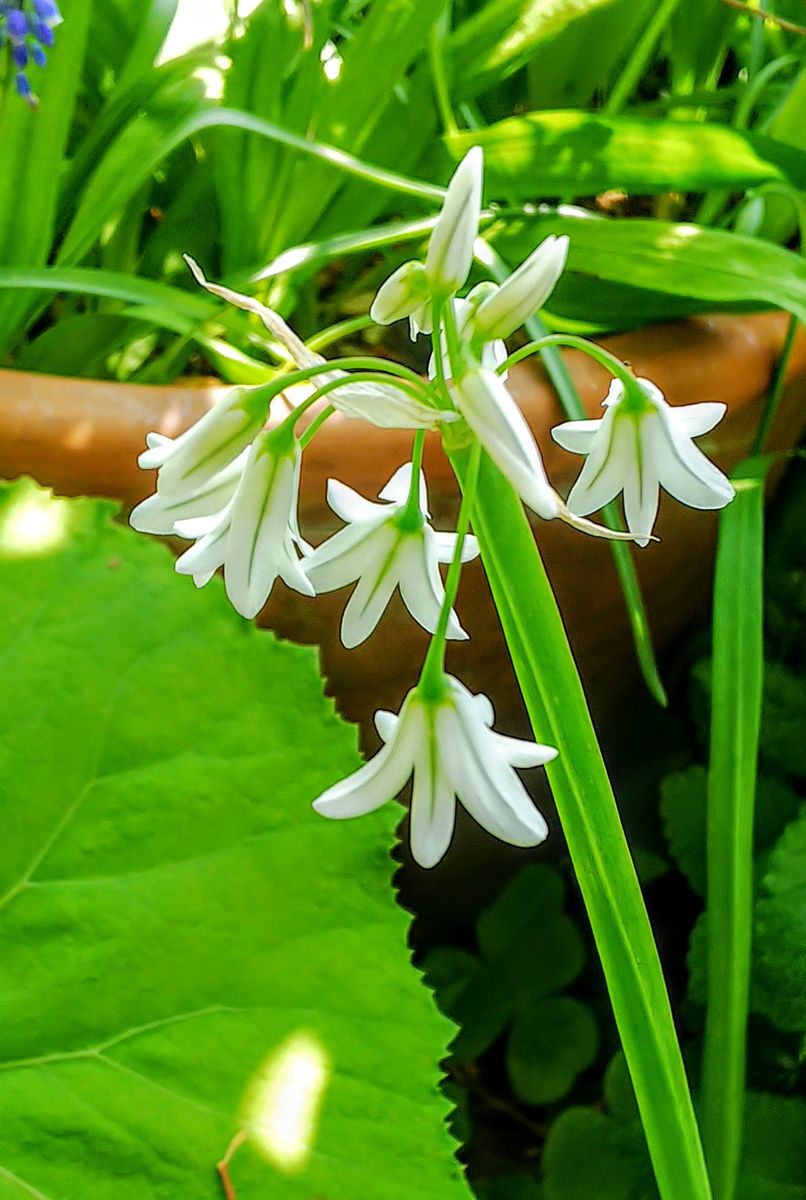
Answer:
top-left (34, 19), bottom-right (53, 45)
top-left (31, 42), bottom-right (44, 65)
top-left (14, 70), bottom-right (31, 98)
top-left (7, 10), bottom-right (28, 38)
top-left (33, 0), bottom-right (60, 18)
top-left (12, 41), bottom-right (27, 66)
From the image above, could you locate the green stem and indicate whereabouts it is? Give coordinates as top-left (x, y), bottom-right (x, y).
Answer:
top-left (449, 446), bottom-right (712, 1200)
top-left (604, 0), bottom-right (686, 115)
top-left (401, 430), bottom-right (427, 525)
top-left (419, 441), bottom-right (481, 695)
top-left (701, 462), bottom-right (767, 1200)
top-left (752, 314), bottom-right (798, 454)
top-left (305, 315), bottom-right (375, 353)
top-left (500, 334), bottom-right (643, 402)
top-left (298, 405), bottom-right (335, 449)
top-left (429, 6), bottom-right (458, 137)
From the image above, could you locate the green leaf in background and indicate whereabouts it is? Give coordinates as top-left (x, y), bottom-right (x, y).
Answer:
top-left (761, 663), bottom-right (806, 777)
top-left (542, 1105), bottom-right (651, 1200)
top-left (0, 479), bottom-right (467, 1200)
top-left (507, 996), bottom-right (598, 1105)
top-left (423, 947), bottom-right (511, 1062)
top-left (451, 113), bottom-right (806, 198)
top-left (660, 766), bottom-right (800, 896)
top-left (738, 1092), bottom-right (806, 1200)
top-left (495, 214), bottom-right (806, 326)
top-left (450, 0), bottom-right (655, 106)
top-left (752, 805), bottom-right (806, 1034)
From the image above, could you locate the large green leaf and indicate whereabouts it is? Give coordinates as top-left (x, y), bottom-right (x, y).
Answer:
top-left (0, 480), bottom-right (467, 1200)
top-left (495, 214), bottom-right (806, 324)
top-left (753, 805), bottom-right (806, 1034)
top-left (451, 113), bottom-right (806, 198)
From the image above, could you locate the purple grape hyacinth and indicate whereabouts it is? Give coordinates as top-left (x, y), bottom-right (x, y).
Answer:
top-left (0, 0), bottom-right (61, 107)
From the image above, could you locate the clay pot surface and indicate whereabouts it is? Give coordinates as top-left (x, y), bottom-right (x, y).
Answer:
top-left (3, 311), bottom-right (805, 747)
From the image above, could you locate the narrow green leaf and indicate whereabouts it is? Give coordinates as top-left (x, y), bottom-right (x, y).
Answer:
top-left (0, 266), bottom-right (214, 323)
top-left (448, 448), bottom-right (712, 1200)
top-left (114, 0), bottom-right (180, 93)
top-left (451, 112), bottom-right (806, 198)
top-left (0, 480), bottom-right (468, 1200)
top-left (500, 215), bottom-right (806, 325)
top-left (701, 460), bottom-right (768, 1200)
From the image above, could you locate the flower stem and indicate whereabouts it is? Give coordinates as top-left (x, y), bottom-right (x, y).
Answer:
top-left (499, 334), bottom-right (644, 406)
top-left (400, 431), bottom-right (428, 527)
top-left (751, 314), bottom-right (798, 455)
top-left (449, 445), bottom-right (712, 1200)
top-left (700, 462), bottom-right (767, 1200)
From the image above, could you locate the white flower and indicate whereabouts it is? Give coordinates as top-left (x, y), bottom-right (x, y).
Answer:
top-left (138, 387), bottom-right (268, 499)
top-left (453, 367), bottom-right (560, 521)
top-left (186, 256), bottom-right (443, 430)
top-left (370, 260), bottom-right (432, 337)
top-left (428, 296), bottom-right (508, 382)
top-left (130, 438), bottom-right (249, 535)
top-left (551, 377), bottom-right (735, 546)
top-left (425, 146), bottom-right (483, 297)
top-left (469, 235), bottom-right (569, 340)
top-left (304, 464), bottom-right (479, 648)
top-left (174, 431), bottom-right (314, 618)
top-left (313, 675), bottom-right (556, 868)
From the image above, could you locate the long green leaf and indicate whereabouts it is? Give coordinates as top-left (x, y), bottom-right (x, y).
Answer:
top-left (0, 0), bottom-right (91, 345)
top-left (448, 446), bottom-right (711, 1200)
top-left (701, 460), bottom-right (768, 1200)
top-left (499, 215), bottom-right (806, 324)
top-left (0, 266), bottom-right (213, 321)
top-left (451, 112), bottom-right (806, 197)
top-left (59, 106), bottom-right (442, 272)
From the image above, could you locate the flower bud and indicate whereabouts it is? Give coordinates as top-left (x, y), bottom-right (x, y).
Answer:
top-left (369, 260), bottom-right (429, 325)
top-left (471, 235), bottom-right (569, 341)
top-left (425, 147), bottom-right (483, 297)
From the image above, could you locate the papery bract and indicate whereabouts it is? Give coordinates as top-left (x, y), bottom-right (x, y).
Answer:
top-left (313, 675), bottom-right (555, 867)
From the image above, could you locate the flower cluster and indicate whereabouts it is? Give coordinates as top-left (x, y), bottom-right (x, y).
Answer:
top-left (132, 147), bottom-right (734, 868)
top-left (0, 0), bottom-right (61, 107)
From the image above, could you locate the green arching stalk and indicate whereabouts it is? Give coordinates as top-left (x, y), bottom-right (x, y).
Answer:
top-left (305, 315), bottom-right (375, 353)
top-left (700, 462), bottom-right (767, 1200)
top-left (400, 431), bottom-right (428, 528)
top-left (448, 446), bottom-right (712, 1200)
top-left (752, 314), bottom-right (798, 455)
top-left (499, 334), bottom-right (650, 411)
top-left (298, 406), bottom-right (335, 450)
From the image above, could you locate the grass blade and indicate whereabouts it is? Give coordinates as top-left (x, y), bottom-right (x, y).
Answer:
top-left (701, 459), bottom-right (768, 1200)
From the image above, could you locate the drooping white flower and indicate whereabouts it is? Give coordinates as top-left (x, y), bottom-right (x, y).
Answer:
top-left (453, 366), bottom-right (560, 521)
top-left (469, 235), bottom-right (569, 341)
top-left (185, 256), bottom-right (444, 430)
top-left (130, 438), bottom-right (249, 535)
top-left (138, 386), bottom-right (269, 499)
top-left (313, 675), bottom-right (555, 868)
top-left (551, 376), bottom-right (735, 546)
top-left (174, 430), bottom-right (314, 618)
top-left (425, 146), bottom-right (483, 297)
top-left (304, 464), bottom-right (479, 648)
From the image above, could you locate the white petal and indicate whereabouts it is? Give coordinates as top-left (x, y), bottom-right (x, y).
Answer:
top-left (668, 402), bottom-right (727, 438)
top-left (305, 520), bottom-right (387, 592)
top-left (326, 478), bottom-right (386, 525)
top-left (472, 235), bottom-right (569, 340)
top-left (491, 732), bottom-right (558, 769)
top-left (565, 408), bottom-right (630, 516)
top-left (278, 532), bottom-right (317, 597)
top-left (397, 530), bottom-right (467, 640)
top-left (433, 531), bottom-right (480, 564)
top-left (425, 146), bottom-right (483, 294)
top-left (409, 728), bottom-right (456, 869)
top-left (654, 402), bottom-right (735, 510)
top-left (370, 260), bottom-right (428, 325)
top-left (138, 432), bottom-right (174, 470)
top-left (455, 369), bottom-right (558, 520)
top-left (339, 530), bottom-right (402, 647)
top-left (550, 418), bottom-right (603, 455)
top-left (175, 524), bottom-right (228, 582)
top-left (374, 709), bottom-right (398, 743)
top-left (313, 695), bottom-right (422, 818)
top-left (378, 462), bottom-right (429, 514)
top-left (622, 414), bottom-right (661, 546)
top-left (329, 378), bottom-right (444, 431)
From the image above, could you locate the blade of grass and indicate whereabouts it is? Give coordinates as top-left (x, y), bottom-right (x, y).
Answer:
top-left (448, 444), bottom-right (711, 1200)
top-left (700, 458), bottom-right (768, 1200)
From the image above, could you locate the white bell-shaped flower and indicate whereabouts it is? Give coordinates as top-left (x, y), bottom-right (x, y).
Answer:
top-left (551, 377), bottom-right (735, 546)
top-left (174, 430), bottom-right (313, 618)
top-left (453, 367), bottom-right (560, 521)
top-left (425, 146), bottom-right (483, 296)
top-left (469, 235), bottom-right (569, 340)
top-left (304, 464), bottom-right (479, 649)
top-left (138, 386), bottom-right (269, 499)
top-left (130, 439), bottom-right (249, 535)
top-left (313, 675), bottom-right (556, 868)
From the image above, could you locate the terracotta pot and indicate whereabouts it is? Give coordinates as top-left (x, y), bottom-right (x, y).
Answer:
top-left (3, 312), bottom-right (805, 754)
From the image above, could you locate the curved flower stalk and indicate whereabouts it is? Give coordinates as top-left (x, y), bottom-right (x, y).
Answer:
top-left (185, 257), bottom-right (444, 431)
top-left (305, 464), bottom-right (479, 648)
top-left (313, 674), bottom-right (555, 868)
top-left (552, 377), bottom-right (735, 545)
top-left (174, 429), bottom-right (313, 618)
